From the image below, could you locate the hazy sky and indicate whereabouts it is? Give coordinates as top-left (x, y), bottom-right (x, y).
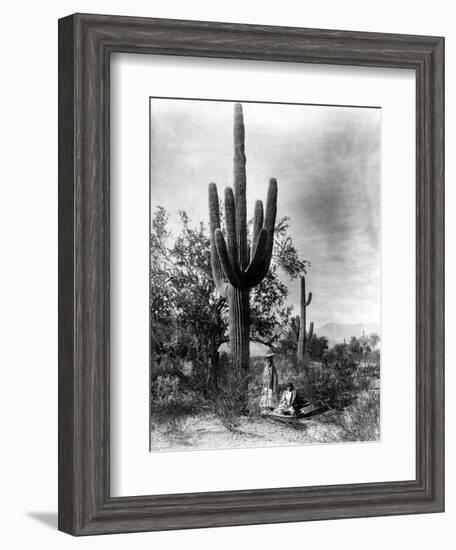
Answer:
top-left (150, 99), bottom-right (380, 327)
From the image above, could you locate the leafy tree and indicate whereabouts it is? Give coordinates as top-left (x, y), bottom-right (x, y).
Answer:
top-left (306, 334), bottom-right (329, 361)
top-left (275, 315), bottom-right (300, 357)
top-left (150, 207), bottom-right (308, 393)
top-left (150, 207), bottom-right (179, 359)
top-left (150, 207), bottom-right (227, 391)
top-left (324, 341), bottom-right (349, 364)
top-left (348, 336), bottom-right (364, 355)
top-left (369, 333), bottom-right (380, 349)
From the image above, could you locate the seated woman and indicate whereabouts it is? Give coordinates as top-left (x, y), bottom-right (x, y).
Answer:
top-left (259, 353), bottom-right (279, 411)
top-left (275, 383), bottom-right (297, 415)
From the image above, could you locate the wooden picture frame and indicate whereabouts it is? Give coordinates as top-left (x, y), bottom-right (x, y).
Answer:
top-left (58, 13), bottom-right (444, 535)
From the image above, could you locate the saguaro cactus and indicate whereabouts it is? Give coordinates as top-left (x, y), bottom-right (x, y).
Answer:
top-left (208, 103), bottom-right (277, 376)
top-left (296, 275), bottom-right (314, 363)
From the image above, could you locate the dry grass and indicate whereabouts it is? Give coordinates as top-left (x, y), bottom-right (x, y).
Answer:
top-left (339, 390), bottom-right (380, 441)
top-left (150, 412), bottom-right (350, 451)
top-left (314, 390), bottom-right (380, 442)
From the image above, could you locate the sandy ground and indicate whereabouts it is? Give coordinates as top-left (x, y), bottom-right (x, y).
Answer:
top-left (150, 412), bottom-right (346, 452)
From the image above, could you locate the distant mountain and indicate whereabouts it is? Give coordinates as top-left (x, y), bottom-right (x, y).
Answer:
top-left (316, 322), bottom-right (380, 347)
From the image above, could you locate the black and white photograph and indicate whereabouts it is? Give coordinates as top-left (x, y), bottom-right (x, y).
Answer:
top-left (149, 98), bottom-right (381, 452)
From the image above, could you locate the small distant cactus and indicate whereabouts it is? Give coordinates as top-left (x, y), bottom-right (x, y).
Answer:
top-left (296, 275), bottom-right (313, 363)
top-left (208, 103), bottom-right (277, 376)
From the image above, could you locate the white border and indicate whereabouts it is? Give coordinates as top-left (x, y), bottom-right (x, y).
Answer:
top-left (110, 53), bottom-right (415, 497)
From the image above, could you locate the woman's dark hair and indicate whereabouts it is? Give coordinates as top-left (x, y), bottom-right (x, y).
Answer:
top-left (286, 382), bottom-right (294, 390)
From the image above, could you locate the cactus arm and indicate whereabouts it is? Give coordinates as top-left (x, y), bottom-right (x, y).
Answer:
top-left (251, 200), bottom-right (264, 258)
top-left (297, 276), bottom-right (308, 362)
top-left (308, 321), bottom-right (314, 340)
top-left (215, 229), bottom-right (242, 289)
top-left (208, 183), bottom-right (228, 296)
top-left (290, 316), bottom-right (300, 342)
top-left (224, 186), bottom-right (240, 276)
top-left (261, 178), bottom-right (278, 268)
top-left (264, 178), bottom-right (278, 234)
top-left (245, 228), bottom-right (268, 280)
top-left (247, 179), bottom-right (277, 287)
top-left (233, 103), bottom-right (249, 270)
top-left (208, 182), bottom-right (221, 233)
top-left (300, 277), bottom-right (306, 330)
top-left (306, 292), bottom-right (312, 307)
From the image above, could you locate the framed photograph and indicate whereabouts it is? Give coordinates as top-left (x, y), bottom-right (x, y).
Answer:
top-left (58, 13), bottom-right (444, 535)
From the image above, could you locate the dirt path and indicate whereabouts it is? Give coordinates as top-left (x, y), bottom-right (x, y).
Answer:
top-left (150, 412), bottom-right (345, 452)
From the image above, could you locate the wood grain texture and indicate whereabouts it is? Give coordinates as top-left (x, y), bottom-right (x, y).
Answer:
top-left (58, 13), bottom-right (445, 536)
top-left (58, 15), bottom-right (76, 535)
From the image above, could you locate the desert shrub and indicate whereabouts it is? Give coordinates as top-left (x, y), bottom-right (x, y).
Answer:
top-left (246, 356), bottom-right (266, 408)
top-left (367, 349), bottom-right (380, 366)
top-left (215, 354), bottom-right (251, 431)
top-left (339, 390), bottom-right (380, 441)
top-left (150, 371), bottom-right (206, 436)
top-left (150, 400), bottom-right (192, 435)
top-left (313, 390), bottom-right (380, 442)
top-left (301, 357), bottom-right (360, 410)
top-left (361, 362), bottom-right (380, 379)
top-left (152, 373), bottom-right (180, 401)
